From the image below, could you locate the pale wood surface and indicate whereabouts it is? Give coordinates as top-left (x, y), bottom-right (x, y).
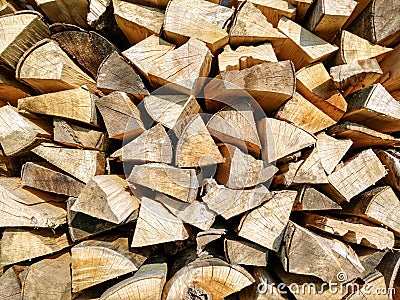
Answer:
top-left (293, 185), bottom-right (341, 211)
top-left (284, 0), bottom-right (313, 22)
top-left (224, 239), bottom-right (268, 266)
top-left (0, 268), bottom-right (21, 300)
top-left (292, 147), bottom-right (328, 184)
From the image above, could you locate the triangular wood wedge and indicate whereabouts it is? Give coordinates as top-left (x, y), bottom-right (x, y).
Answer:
top-left (112, 123), bottom-right (173, 164)
top-left (273, 160), bottom-right (303, 187)
top-left (215, 144), bottom-right (278, 189)
top-left (375, 150), bottom-right (400, 192)
top-left (238, 190), bottom-right (297, 251)
top-left (0, 11), bottom-right (50, 69)
top-left (292, 185), bottom-right (342, 211)
top-left (292, 148), bottom-right (328, 184)
top-left (258, 117), bottom-right (316, 163)
top-left (131, 197), bottom-right (189, 247)
top-left (16, 39), bottom-right (97, 93)
top-left (148, 38), bottom-right (212, 94)
top-left (70, 175), bottom-right (140, 224)
top-left (0, 268), bottom-right (21, 300)
top-left (0, 70), bottom-right (31, 106)
top-left (164, 0), bottom-right (234, 53)
top-left (196, 228), bottom-right (227, 254)
top-left (229, 1), bottom-right (286, 48)
top-left (97, 51), bottom-right (149, 99)
top-left (128, 163), bottom-right (199, 202)
top-left (224, 239), bottom-right (268, 266)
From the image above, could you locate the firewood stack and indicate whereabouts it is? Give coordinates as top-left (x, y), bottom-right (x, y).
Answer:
top-left (0, 0), bottom-right (399, 299)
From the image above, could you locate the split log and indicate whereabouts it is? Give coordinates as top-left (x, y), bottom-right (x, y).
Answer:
top-left (52, 29), bottom-right (117, 78)
top-left (324, 149), bottom-right (387, 202)
top-left (229, 1), bottom-right (286, 48)
top-left (100, 260), bottom-right (168, 300)
top-left (18, 86), bottom-right (99, 126)
top-left (296, 62), bottom-right (347, 121)
top-left (96, 92), bottom-right (145, 140)
top-left (238, 190), bottom-right (297, 251)
top-left (330, 58), bottom-right (383, 96)
top-left (34, 0), bottom-right (89, 28)
top-left (224, 239), bottom-right (268, 266)
top-left (97, 51), bottom-right (149, 99)
top-left (163, 0), bottom-right (234, 53)
top-left (292, 148), bottom-right (328, 184)
top-left (162, 258), bottom-right (254, 299)
top-left (122, 35), bottom-right (175, 80)
top-left (284, 0), bottom-right (313, 22)
top-left (70, 175), bottom-right (140, 224)
top-left (113, 0), bottom-right (164, 45)
top-left (334, 30), bottom-right (393, 65)
top-left (0, 69), bottom-right (31, 106)
top-left (292, 185), bottom-right (341, 211)
top-left (378, 44), bottom-right (400, 93)
top-left (0, 177), bottom-right (66, 228)
top-left (16, 39), bottom-right (97, 93)
top-left (111, 123), bottom-right (172, 163)
top-left (20, 252), bottom-right (72, 300)
top-left (215, 144), bottom-right (277, 189)
top-left (300, 213), bottom-right (394, 250)
top-left (149, 38), bottom-right (212, 94)
top-left (203, 178), bottom-right (272, 219)
top-left (328, 122), bottom-right (400, 149)
top-left (22, 162), bottom-right (85, 196)
top-left (343, 83), bottom-right (400, 133)
top-left (340, 186), bottom-right (400, 236)
top-left (0, 11), bottom-right (50, 69)
top-left (144, 94), bottom-right (201, 129)
top-left (347, 0), bottom-right (400, 47)
top-left (342, 0), bottom-right (373, 29)
top-left (275, 92), bottom-right (336, 134)
top-left (0, 268), bottom-right (21, 300)
top-left (279, 221), bottom-right (365, 283)
top-left (32, 143), bottom-right (106, 183)
top-left (258, 117), bottom-right (316, 163)
top-left (0, 106), bottom-right (52, 156)
top-left (238, 0), bottom-right (296, 27)
top-left (196, 228), bottom-right (226, 254)
top-left (305, 0), bottom-right (357, 42)
top-left (0, 228), bottom-right (70, 267)
top-left (72, 236), bottom-right (149, 292)
top-left (358, 247), bottom-right (388, 278)
top-left (131, 197), bottom-right (189, 247)
top-left (375, 150), bottom-right (400, 192)
top-left (87, 0), bottom-right (111, 28)
top-left (218, 44), bottom-right (278, 72)
top-left (315, 132), bottom-right (352, 174)
top-left (276, 16), bottom-right (338, 70)
top-left (273, 160), bottom-right (303, 187)
top-left (128, 163), bottom-right (199, 202)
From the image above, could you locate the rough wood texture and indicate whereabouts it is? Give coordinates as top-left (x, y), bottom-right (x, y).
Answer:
top-left (0, 268), bottom-right (21, 300)
top-left (273, 159), bottom-right (303, 187)
top-left (276, 16), bottom-right (338, 70)
top-left (343, 83), bottom-right (400, 133)
top-left (375, 150), bottom-right (400, 192)
top-left (224, 239), bottom-right (268, 266)
top-left (0, 0), bottom-right (16, 15)
top-left (378, 44), bottom-right (400, 93)
top-left (293, 185), bottom-right (341, 211)
top-left (0, 69), bottom-right (31, 106)
top-left (342, 0), bottom-right (373, 29)
top-left (330, 58), bottom-right (383, 96)
top-left (87, 0), bottom-right (111, 28)
top-left (229, 1), bottom-right (286, 48)
top-left (164, 0), bottom-right (233, 53)
top-left (238, 190), bottom-right (296, 251)
top-left (16, 39), bottom-right (97, 93)
top-left (292, 147), bottom-right (328, 184)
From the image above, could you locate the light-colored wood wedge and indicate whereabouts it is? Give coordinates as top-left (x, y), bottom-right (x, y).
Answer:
top-left (22, 162), bottom-right (85, 197)
top-left (229, 1), bottom-right (286, 48)
top-left (224, 239), bottom-right (268, 266)
top-left (128, 163), bottom-right (199, 202)
top-left (375, 150), bottom-right (400, 192)
top-left (0, 228), bottom-right (70, 267)
top-left (131, 197), bottom-right (189, 247)
top-left (164, 0), bottom-right (234, 53)
top-left (100, 261), bottom-right (168, 300)
top-left (0, 70), bottom-right (31, 106)
top-left (97, 51), bottom-right (149, 99)
top-left (218, 44), bottom-right (277, 72)
top-left (276, 16), bottom-right (338, 70)
top-left (343, 83), bottom-right (400, 133)
top-left (342, 0), bottom-right (373, 29)
top-left (72, 236), bottom-right (148, 292)
top-left (273, 159), bottom-right (303, 187)
top-left (0, 106), bottom-right (52, 156)
top-left (113, 0), bottom-right (164, 44)
top-left (315, 132), bottom-right (352, 174)
top-left (18, 86), bottom-right (98, 126)
top-left (258, 117), bottom-right (316, 163)
top-left (0, 11), bottom-right (50, 69)
top-left (148, 38), bottom-right (212, 94)
top-left (357, 247), bottom-right (388, 278)
top-left (280, 221), bottom-right (365, 283)
top-left (292, 185), bottom-right (341, 211)
top-left (238, 190), bottom-right (297, 251)
top-left (162, 258), bottom-right (254, 299)
top-left (0, 177), bottom-right (66, 228)
top-left (330, 58), bottom-right (383, 96)
top-left (71, 175), bottom-right (140, 224)
top-left (0, 268), bottom-right (21, 300)
top-left (196, 228), bottom-right (226, 254)
top-left (16, 39), bottom-right (97, 93)
top-left (378, 44), bottom-right (400, 93)
top-left (324, 149), bottom-right (387, 202)
top-left (32, 143), bottom-right (106, 183)
top-left (296, 62), bottom-right (347, 121)
top-left (292, 148), bottom-right (328, 184)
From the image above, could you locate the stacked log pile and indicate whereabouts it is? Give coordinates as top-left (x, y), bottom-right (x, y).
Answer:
top-left (0, 0), bottom-right (399, 299)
